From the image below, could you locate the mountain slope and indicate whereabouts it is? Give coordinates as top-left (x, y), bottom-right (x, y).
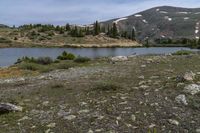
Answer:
top-left (102, 6), bottom-right (200, 42)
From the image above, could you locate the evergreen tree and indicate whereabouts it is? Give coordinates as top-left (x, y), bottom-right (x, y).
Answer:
top-left (94, 21), bottom-right (100, 35)
top-left (65, 23), bottom-right (71, 31)
top-left (131, 28), bottom-right (136, 41)
top-left (111, 23), bottom-right (118, 38)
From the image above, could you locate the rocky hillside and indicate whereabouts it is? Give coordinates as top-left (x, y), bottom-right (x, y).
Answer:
top-left (102, 6), bottom-right (200, 42)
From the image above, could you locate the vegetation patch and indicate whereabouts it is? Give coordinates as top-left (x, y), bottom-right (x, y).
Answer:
top-left (92, 83), bottom-right (122, 91)
top-left (74, 56), bottom-right (91, 63)
top-left (172, 50), bottom-right (194, 55)
top-left (57, 51), bottom-right (76, 60)
top-left (16, 56), bottom-right (53, 65)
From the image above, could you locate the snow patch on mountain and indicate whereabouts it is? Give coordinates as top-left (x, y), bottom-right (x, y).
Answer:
top-left (156, 9), bottom-right (160, 12)
top-left (134, 14), bottom-right (142, 17)
top-left (160, 11), bottom-right (168, 14)
top-left (113, 18), bottom-right (128, 24)
top-left (142, 19), bottom-right (148, 24)
top-left (165, 16), bottom-right (172, 21)
top-left (177, 12), bottom-right (191, 14)
top-left (184, 17), bottom-right (189, 20)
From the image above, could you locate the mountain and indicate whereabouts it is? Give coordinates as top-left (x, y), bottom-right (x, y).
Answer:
top-left (0, 24), bottom-right (9, 28)
top-left (101, 6), bottom-right (200, 42)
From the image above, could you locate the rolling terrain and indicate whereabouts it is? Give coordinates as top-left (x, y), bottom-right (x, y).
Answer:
top-left (102, 6), bottom-right (200, 42)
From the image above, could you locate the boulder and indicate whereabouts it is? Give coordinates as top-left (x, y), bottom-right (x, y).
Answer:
top-left (0, 103), bottom-right (23, 114)
top-left (184, 84), bottom-right (200, 95)
top-left (183, 71), bottom-right (195, 81)
top-left (110, 56), bottom-right (128, 62)
top-left (175, 94), bottom-right (188, 105)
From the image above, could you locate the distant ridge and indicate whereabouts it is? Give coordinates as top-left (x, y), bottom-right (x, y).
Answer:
top-left (102, 6), bottom-right (200, 41)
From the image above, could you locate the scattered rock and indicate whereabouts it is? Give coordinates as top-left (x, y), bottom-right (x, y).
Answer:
top-left (45, 129), bottom-right (51, 133)
top-left (139, 85), bottom-right (149, 89)
top-left (138, 75), bottom-right (145, 79)
top-left (175, 94), bottom-right (188, 105)
top-left (18, 116), bottom-right (30, 121)
top-left (64, 115), bottom-right (76, 120)
top-left (176, 75), bottom-right (186, 82)
top-left (196, 128), bottom-right (200, 133)
top-left (111, 56), bottom-right (128, 62)
top-left (88, 129), bottom-right (94, 133)
top-left (168, 119), bottom-right (179, 126)
top-left (47, 123), bottom-right (56, 128)
top-left (184, 84), bottom-right (200, 95)
top-left (0, 103), bottom-right (23, 114)
top-left (184, 71), bottom-right (195, 81)
top-left (149, 124), bottom-right (156, 128)
top-left (78, 109), bottom-right (89, 114)
top-left (141, 65), bottom-right (146, 68)
top-left (131, 114), bottom-right (136, 122)
top-left (42, 101), bottom-right (49, 106)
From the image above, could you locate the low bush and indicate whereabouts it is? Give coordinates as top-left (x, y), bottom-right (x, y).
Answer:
top-left (36, 57), bottom-right (53, 65)
top-left (74, 56), bottom-right (91, 63)
top-left (16, 56), bottom-right (53, 65)
top-left (57, 51), bottom-right (76, 60)
top-left (172, 50), bottom-right (194, 55)
top-left (92, 83), bottom-right (122, 91)
top-left (18, 63), bottom-right (39, 71)
top-left (0, 37), bottom-right (12, 43)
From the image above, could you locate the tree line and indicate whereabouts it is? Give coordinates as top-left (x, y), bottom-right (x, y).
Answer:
top-left (18, 21), bottom-right (136, 40)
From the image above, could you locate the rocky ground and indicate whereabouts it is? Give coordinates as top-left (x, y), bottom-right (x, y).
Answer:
top-left (0, 54), bottom-right (200, 133)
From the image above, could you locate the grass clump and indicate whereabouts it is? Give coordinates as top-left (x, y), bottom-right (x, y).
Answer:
top-left (172, 50), bottom-right (194, 55)
top-left (57, 51), bottom-right (75, 60)
top-left (74, 56), bottom-right (91, 63)
top-left (92, 83), bottom-right (122, 91)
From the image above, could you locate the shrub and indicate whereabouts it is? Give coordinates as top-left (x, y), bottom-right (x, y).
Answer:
top-left (92, 83), bottom-right (122, 91)
top-left (56, 63), bottom-right (75, 69)
top-left (16, 56), bottom-right (53, 65)
top-left (0, 37), bottom-right (12, 43)
top-left (74, 56), bottom-right (91, 63)
top-left (36, 57), bottom-right (53, 65)
top-left (57, 51), bottom-right (75, 60)
top-left (19, 63), bottom-right (39, 71)
top-left (172, 50), bottom-right (194, 55)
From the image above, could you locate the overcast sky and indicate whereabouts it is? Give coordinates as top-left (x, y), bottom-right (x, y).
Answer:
top-left (0, 0), bottom-right (200, 26)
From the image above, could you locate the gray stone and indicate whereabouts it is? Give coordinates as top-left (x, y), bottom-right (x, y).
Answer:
top-left (131, 114), bottom-right (136, 122)
top-left (184, 84), bottom-right (200, 95)
top-left (168, 119), bottom-right (179, 126)
top-left (175, 94), bottom-right (188, 105)
top-left (0, 103), bottom-right (23, 114)
top-left (184, 71), bottom-right (195, 81)
top-left (111, 56), bottom-right (128, 62)
top-left (196, 128), bottom-right (200, 133)
top-left (64, 115), bottom-right (76, 120)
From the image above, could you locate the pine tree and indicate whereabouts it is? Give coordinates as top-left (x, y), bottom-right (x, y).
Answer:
top-left (65, 23), bottom-right (71, 31)
top-left (94, 21), bottom-right (100, 35)
top-left (131, 28), bottom-right (136, 41)
top-left (111, 23), bottom-right (118, 38)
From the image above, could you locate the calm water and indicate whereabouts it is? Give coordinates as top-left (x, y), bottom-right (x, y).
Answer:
top-left (0, 47), bottom-right (198, 67)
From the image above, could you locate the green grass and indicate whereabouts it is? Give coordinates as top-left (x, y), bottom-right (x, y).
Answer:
top-left (172, 50), bottom-right (194, 55)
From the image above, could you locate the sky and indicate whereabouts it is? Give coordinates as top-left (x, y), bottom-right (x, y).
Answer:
top-left (0, 0), bottom-right (200, 26)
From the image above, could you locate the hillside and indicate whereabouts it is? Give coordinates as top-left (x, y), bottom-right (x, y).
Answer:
top-left (0, 24), bottom-right (139, 48)
top-left (102, 6), bottom-right (200, 43)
